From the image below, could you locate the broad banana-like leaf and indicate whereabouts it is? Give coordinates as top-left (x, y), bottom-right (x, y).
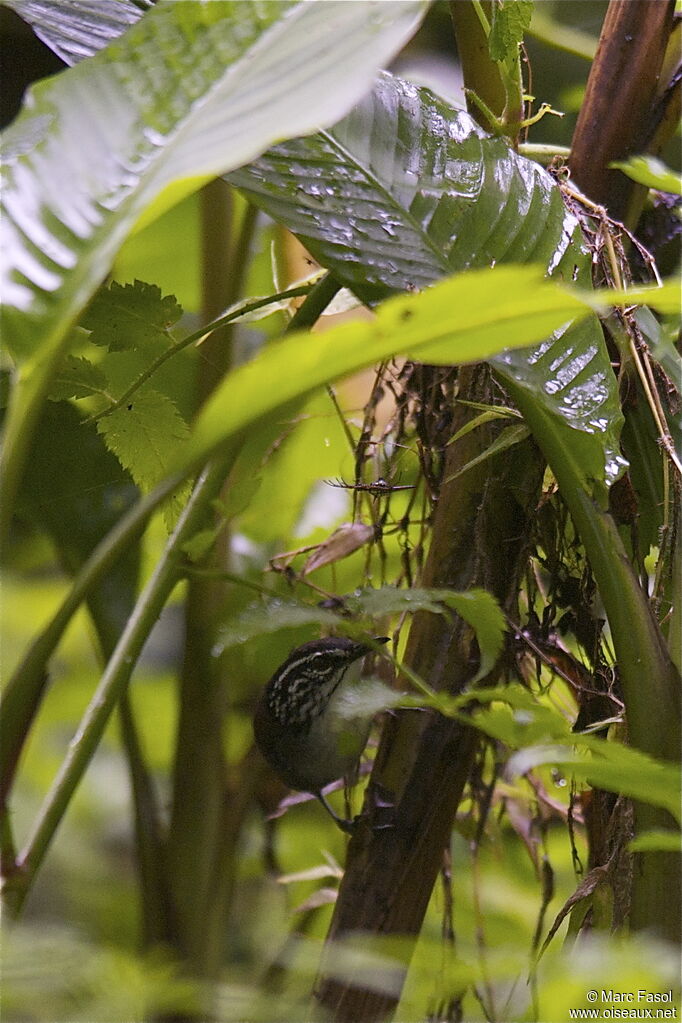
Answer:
top-left (227, 72), bottom-right (625, 489)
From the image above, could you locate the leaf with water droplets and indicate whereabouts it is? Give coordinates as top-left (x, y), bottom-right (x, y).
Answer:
top-left (228, 72), bottom-right (624, 487)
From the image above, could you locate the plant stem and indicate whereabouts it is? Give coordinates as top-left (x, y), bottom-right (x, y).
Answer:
top-left (0, 472), bottom-right (183, 815)
top-left (450, 1), bottom-right (507, 137)
top-left (118, 692), bottom-right (173, 947)
top-left (502, 375), bottom-right (681, 943)
top-left (165, 179), bottom-right (240, 974)
top-left (569, 0), bottom-right (677, 227)
top-left (519, 143), bottom-right (571, 164)
top-left (165, 261), bottom-right (343, 978)
top-left (2, 457), bottom-right (235, 918)
top-left (316, 368), bottom-right (546, 1021)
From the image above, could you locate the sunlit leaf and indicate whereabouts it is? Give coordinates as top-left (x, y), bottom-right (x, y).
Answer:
top-left (628, 830), bottom-right (682, 853)
top-left (439, 686), bottom-right (682, 820)
top-left (178, 264), bottom-right (592, 472)
top-left (506, 742), bottom-right (681, 820)
top-left (610, 156), bottom-right (682, 196)
top-left (583, 277), bottom-right (681, 315)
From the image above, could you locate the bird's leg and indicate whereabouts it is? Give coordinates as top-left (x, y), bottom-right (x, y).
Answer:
top-left (315, 791), bottom-right (356, 833)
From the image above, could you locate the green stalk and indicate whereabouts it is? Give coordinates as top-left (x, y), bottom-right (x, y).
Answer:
top-left (2, 456), bottom-right (236, 918)
top-left (450, 0), bottom-right (524, 143)
top-left (0, 472), bottom-right (183, 813)
top-left (503, 377), bottom-right (681, 942)
top-left (164, 179), bottom-right (243, 973)
top-left (450, 1), bottom-right (507, 136)
top-left (165, 267), bottom-right (343, 977)
top-left (118, 692), bottom-right (172, 948)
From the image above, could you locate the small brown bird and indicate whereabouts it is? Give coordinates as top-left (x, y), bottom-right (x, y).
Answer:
top-left (253, 636), bottom-right (389, 831)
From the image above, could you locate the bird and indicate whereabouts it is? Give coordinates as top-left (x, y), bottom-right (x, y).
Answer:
top-left (253, 635), bottom-right (390, 832)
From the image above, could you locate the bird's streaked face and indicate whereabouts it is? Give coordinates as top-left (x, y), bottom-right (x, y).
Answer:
top-left (265, 639), bottom-right (370, 730)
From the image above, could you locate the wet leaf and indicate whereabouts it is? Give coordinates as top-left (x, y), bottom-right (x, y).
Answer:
top-left (1, 0), bottom-right (427, 534)
top-left (228, 72), bottom-right (624, 486)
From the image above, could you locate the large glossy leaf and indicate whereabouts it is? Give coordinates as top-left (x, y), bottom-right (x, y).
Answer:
top-left (2, 3), bottom-right (427, 357)
top-left (3, 0), bottom-right (153, 65)
top-left (227, 72), bottom-right (624, 487)
top-left (0, 0), bottom-right (427, 539)
top-left (229, 72), bottom-right (583, 297)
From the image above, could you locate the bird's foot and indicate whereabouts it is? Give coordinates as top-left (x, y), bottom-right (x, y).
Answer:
top-left (367, 780), bottom-right (397, 831)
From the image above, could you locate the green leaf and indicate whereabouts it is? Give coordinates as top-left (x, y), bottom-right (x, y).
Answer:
top-left (583, 278), bottom-right (681, 316)
top-left (97, 388), bottom-right (189, 494)
top-left (349, 586), bottom-right (505, 682)
top-left (234, 390), bottom-right (351, 545)
top-left (445, 423), bottom-right (531, 483)
top-left (489, 0), bottom-right (534, 63)
top-left (229, 72), bottom-right (586, 300)
top-left (464, 688), bottom-right (681, 821)
top-left (3, 1), bottom-right (426, 359)
top-left (635, 306), bottom-right (682, 384)
top-left (46, 355), bottom-right (108, 402)
top-left (507, 743), bottom-right (681, 822)
top-left (180, 527), bottom-right (223, 564)
top-left (217, 584), bottom-right (505, 684)
top-left (628, 830), bottom-right (682, 853)
top-left (440, 589), bottom-right (506, 681)
top-left (610, 156), bottom-right (682, 196)
top-left (494, 315), bottom-right (626, 488)
top-left (83, 280), bottom-right (182, 351)
top-left (217, 600), bottom-right (343, 650)
top-left (176, 264), bottom-right (593, 472)
top-left (0, 0), bottom-right (427, 541)
top-left (16, 400), bottom-right (138, 586)
top-left (228, 72), bottom-right (624, 487)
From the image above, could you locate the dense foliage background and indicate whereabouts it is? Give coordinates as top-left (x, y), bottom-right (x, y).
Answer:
top-left (1, 3), bottom-right (680, 1022)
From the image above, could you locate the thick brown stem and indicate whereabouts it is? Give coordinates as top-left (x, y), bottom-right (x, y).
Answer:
top-left (569, 0), bottom-right (676, 227)
top-left (315, 367), bottom-right (546, 1022)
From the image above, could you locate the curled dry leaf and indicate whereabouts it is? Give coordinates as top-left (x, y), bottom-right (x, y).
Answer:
top-left (303, 522), bottom-right (376, 575)
top-left (537, 862), bottom-right (611, 959)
